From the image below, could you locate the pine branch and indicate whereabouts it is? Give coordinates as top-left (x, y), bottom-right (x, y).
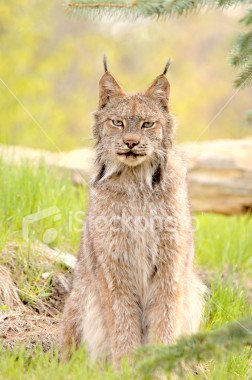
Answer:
top-left (66, 0), bottom-right (252, 88)
top-left (237, 32), bottom-right (252, 55)
top-left (216, 0), bottom-right (250, 6)
top-left (66, 0), bottom-right (251, 18)
top-left (135, 319), bottom-right (252, 378)
top-left (230, 7), bottom-right (252, 87)
top-left (241, 9), bottom-right (252, 27)
top-left (65, 0), bottom-right (141, 21)
top-left (66, 0), bottom-right (209, 19)
top-left (230, 32), bottom-right (252, 66)
top-left (234, 63), bottom-right (252, 87)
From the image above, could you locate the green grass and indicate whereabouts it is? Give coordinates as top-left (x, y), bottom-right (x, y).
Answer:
top-left (0, 158), bottom-right (87, 309)
top-left (195, 213), bottom-right (252, 274)
top-left (0, 158), bottom-right (87, 253)
top-left (0, 159), bottom-right (251, 379)
top-left (0, 347), bottom-right (136, 380)
top-left (0, 327), bottom-right (251, 380)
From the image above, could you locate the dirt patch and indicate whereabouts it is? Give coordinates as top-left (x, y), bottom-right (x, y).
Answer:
top-left (0, 309), bottom-right (59, 351)
top-left (0, 252), bottom-right (71, 351)
top-left (0, 270), bottom-right (70, 351)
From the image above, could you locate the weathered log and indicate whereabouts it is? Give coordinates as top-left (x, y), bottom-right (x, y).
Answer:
top-left (34, 241), bottom-right (77, 269)
top-left (0, 144), bottom-right (92, 183)
top-left (1, 137), bottom-right (252, 214)
top-left (180, 138), bottom-right (252, 214)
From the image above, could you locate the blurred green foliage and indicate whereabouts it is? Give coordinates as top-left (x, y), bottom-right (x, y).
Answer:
top-left (67, 0), bottom-right (252, 89)
top-left (0, 2), bottom-right (251, 151)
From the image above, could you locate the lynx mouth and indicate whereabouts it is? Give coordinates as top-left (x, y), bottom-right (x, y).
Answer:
top-left (117, 151), bottom-right (146, 158)
top-left (116, 150), bottom-right (148, 166)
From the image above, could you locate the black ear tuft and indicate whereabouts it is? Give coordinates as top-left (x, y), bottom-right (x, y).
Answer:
top-left (163, 59), bottom-right (171, 76)
top-left (103, 54), bottom-right (108, 73)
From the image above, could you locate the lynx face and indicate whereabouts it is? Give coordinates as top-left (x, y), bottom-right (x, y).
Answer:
top-left (93, 68), bottom-right (173, 179)
top-left (95, 94), bottom-right (169, 167)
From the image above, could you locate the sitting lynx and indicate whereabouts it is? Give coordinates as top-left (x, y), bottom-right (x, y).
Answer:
top-left (60, 58), bottom-right (205, 364)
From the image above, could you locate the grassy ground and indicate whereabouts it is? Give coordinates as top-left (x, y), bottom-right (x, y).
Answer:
top-left (0, 158), bottom-right (251, 379)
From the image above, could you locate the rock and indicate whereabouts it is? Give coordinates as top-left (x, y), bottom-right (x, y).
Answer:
top-left (41, 272), bottom-right (52, 280)
top-left (49, 273), bottom-right (70, 312)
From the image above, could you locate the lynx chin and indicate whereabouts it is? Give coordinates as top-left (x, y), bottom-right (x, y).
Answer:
top-left (60, 57), bottom-right (206, 364)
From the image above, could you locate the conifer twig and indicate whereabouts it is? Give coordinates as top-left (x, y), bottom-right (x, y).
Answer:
top-left (68, 1), bottom-right (137, 9)
top-left (135, 319), bottom-right (252, 378)
top-left (66, 0), bottom-right (252, 89)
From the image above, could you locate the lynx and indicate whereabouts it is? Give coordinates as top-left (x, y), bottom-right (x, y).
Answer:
top-left (60, 58), bottom-right (205, 364)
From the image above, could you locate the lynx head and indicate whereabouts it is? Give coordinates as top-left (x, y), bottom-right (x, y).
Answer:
top-left (93, 57), bottom-right (175, 184)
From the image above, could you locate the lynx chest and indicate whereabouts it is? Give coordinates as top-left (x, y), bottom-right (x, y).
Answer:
top-left (90, 189), bottom-right (171, 298)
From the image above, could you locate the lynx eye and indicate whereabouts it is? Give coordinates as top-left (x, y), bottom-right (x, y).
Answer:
top-left (112, 120), bottom-right (124, 127)
top-left (142, 121), bottom-right (155, 128)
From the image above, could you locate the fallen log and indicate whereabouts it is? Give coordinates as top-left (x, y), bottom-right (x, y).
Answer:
top-left (0, 144), bottom-right (93, 183)
top-left (180, 138), bottom-right (252, 214)
top-left (1, 137), bottom-right (252, 214)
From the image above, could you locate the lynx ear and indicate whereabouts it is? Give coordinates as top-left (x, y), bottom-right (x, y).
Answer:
top-left (99, 72), bottom-right (125, 109)
top-left (145, 74), bottom-right (170, 111)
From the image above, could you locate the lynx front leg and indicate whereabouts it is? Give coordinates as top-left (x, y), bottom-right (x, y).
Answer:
top-left (98, 260), bottom-right (142, 365)
top-left (147, 260), bottom-right (184, 345)
top-left (60, 290), bottom-right (84, 359)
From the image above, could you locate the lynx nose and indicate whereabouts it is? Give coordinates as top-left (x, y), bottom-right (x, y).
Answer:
top-left (123, 135), bottom-right (140, 149)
